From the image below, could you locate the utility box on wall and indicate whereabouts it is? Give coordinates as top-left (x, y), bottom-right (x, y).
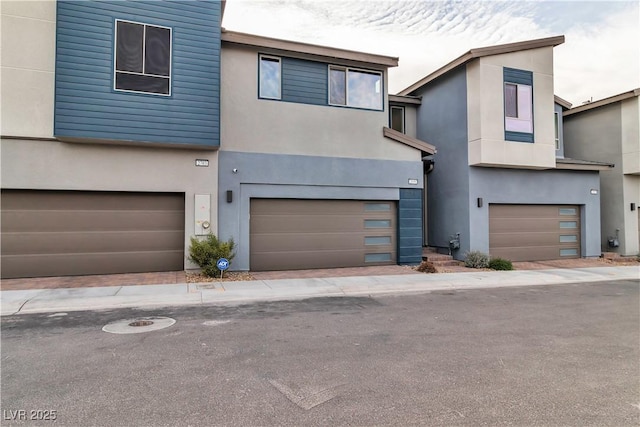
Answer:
top-left (194, 194), bottom-right (211, 235)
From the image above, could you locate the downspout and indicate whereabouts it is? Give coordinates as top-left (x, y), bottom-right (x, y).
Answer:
top-left (422, 154), bottom-right (435, 246)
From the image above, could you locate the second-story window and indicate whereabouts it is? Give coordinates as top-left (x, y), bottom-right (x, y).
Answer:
top-left (115, 20), bottom-right (171, 96)
top-left (554, 112), bottom-right (560, 150)
top-left (259, 55), bottom-right (281, 99)
top-left (504, 67), bottom-right (533, 142)
top-left (390, 106), bottom-right (405, 133)
top-left (329, 66), bottom-right (382, 110)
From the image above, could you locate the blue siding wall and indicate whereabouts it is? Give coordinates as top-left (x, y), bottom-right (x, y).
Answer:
top-left (398, 188), bottom-right (423, 265)
top-left (55, 0), bottom-right (221, 148)
top-left (282, 58), bottom-right (327, 106)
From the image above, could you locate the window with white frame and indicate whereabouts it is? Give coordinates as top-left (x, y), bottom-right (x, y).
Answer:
top-left (259, 55), bottom-right (281, 99)
top-left (390, 106), bottom-right (405, 133)
top-left (115, 20), bottom-right (171, 95)
top-left (503, 68), bottom-right (533, 141)
top-left (329, 66), bottom-right (382, 110)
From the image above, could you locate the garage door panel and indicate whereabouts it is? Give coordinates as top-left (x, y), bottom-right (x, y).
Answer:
top-left (1, 191), bottom-right (184, 211)
top-left (250, 199), bottom-right (396, 271)
top-left (1, 190), bottom-right (185, 278)
top-left (490, 231), bottom-right (580, 248)
top-left (2, 231), bottom-right (184, 255)
top-left (488, 218), bottom-right (578, 233)
top-left (250, 215), bottom-right (382, 234)
top-left (489, 246), bottom-right (573, 262)
top-left (489, 204), bottom-right (580, 262)
top-left (2, 211), bottom-right (184, 233)
top-left (1, 250), bottom-right (184, 278)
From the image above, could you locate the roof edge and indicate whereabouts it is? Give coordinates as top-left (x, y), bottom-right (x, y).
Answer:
top-left (563, 88), bottom-right (640, 117)
top-left (555, 157), bottom-right (614, 171)
top-left (554, 95), bottom-right (572, 109)
top-left (398, 35), bottom-right (565, 96)
top-left (221, 30), bottom-right (399, 67)
top-left (382, 127), bottom-right (436, 154)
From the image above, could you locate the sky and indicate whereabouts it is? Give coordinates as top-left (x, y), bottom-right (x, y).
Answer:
top-left (222, 0), bottom-right (640, 106)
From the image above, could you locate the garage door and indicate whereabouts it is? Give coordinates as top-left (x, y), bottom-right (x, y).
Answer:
top-left (250, 199), bottom-right (396, 271)
top-left (1, 190), bottom-right (185, 279)
top-left (489, 204), bottom-right (581, 261)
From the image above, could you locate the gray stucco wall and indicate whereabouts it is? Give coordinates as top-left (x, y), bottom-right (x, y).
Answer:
top-left (218, 151), bottom-right (424, 271)
top-left (469, 167), bottom-right (602, 258)
top-left (564, 103), bottom-right (624, 252)
top-left (413, 66), bottom-right (471, 252)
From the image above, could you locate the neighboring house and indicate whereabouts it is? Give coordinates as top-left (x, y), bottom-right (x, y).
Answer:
top-left (218, 31), bottom-right (435, 271)
top-left (1, 0), bottom-right (223, 278)
top-left (398, 36), bottom-right (612, 262)
top-left (563, 89), bottom-right (640, 256)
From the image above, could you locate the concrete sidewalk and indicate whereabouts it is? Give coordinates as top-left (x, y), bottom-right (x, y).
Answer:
top-left (2, 265), bottom-right (638, 316)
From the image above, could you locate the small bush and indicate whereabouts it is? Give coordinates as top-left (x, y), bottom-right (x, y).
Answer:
top-left (415, 261), bottom-right (437, 273)
top-left (188, 234), bottom-right (236, 278)
top-left (489, 257), bottom-right (513, 271)
top-left (464, 251), bottom-right (490, 268)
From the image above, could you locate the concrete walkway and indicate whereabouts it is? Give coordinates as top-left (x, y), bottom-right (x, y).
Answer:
top-left (2, 265), bottom-right (638, 316)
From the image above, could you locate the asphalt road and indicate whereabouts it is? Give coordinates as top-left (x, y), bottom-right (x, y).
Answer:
top-left (1, 280), bottom-right (638, 426)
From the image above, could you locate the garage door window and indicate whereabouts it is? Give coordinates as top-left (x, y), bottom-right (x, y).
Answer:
top-left (559, 208), bottom-right (577, 215)
top-left (365, 253), bottom-right (392, 263)
top-left (365, 219), bottom-right (391, 228)
top-left (365, 236), bottom-right (392, 245)
top-left (559, 235), bottom-right (578, 243)
top-left (559, 221), bottom-right (577, 228)
top-left (365, 203), bottom-right (391, 211)
top-left (560, 248), bottom-right (578, 256)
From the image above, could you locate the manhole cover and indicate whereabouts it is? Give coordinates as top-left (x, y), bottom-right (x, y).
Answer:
top-left (102, 316), bottom-right (175, 334)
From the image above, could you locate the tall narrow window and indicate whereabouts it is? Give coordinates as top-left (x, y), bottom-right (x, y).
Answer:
top-left (115, 20), bottom-right (171, 95)
top-left (554, 112), bottom-right (560, 150)
top-left (390, 106), bottom-right (405, 133)
top-left (329, 66), bottom-right (382, 110)
top-left (504, 68), bottom-right (533, 142)
top-left (259, 55), bottom-right (281, 99)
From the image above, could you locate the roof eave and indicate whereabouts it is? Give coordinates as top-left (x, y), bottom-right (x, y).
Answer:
top-left (221, 30), bottom-right (399, 68)
top-left (563, 88), bottom-right (640, 117)
top-left (398, 35), bottom-right (565, 96)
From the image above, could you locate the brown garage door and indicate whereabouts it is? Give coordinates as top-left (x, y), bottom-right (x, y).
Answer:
top-left (1, 190), bottom-right (185, 279)
top-left (250, 199), bottom-right (396, 271)
top-left (489, 204), bottom-right (581, 261)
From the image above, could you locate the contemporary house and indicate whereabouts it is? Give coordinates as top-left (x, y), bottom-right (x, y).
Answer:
top-left (563, 89), bottom-right (640, 257)
top-left (218, 31), bottom-right (435, 271)
top-left (1, 0), bottom-right (435, 278)
top-left (398, 36), bottom-right (612, 261)
top-left (1, 0), bottom-right (223, 278)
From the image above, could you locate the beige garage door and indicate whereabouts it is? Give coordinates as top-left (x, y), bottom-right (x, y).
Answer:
top-left (1, 190), bottom-right (185, 279)
top-left (489, 204), bottom-right (581, 261)
top-left (250, 199), bottom-right (396, 271)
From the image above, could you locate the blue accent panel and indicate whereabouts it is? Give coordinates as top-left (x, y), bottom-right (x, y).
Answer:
top-left (505, 131), bottom-right (534, 143)
top-left (398, 188), bottom-right (423, 265)
top-left (55, 0), bottom-right (221, 147)
top-left (503, 67), bottom-right (533, 85)
top-left (281, 57), bottom-right (328, 106)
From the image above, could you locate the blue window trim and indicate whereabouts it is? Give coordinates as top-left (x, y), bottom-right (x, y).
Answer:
top-left (503, 67), bottom-right (533, 143)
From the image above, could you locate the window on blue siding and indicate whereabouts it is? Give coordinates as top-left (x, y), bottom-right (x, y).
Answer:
top-left (115, 20), bottom-right (171, 96)
top-left (329, 66), bottom-right (382, 110)
top-left (259, 55), bottom-right (281, 99)
top-left (504, 68), bottom-right (533, 142)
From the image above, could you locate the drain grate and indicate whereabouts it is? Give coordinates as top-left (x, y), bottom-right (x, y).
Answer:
top-left (102, 316), bottom-right (175, 334)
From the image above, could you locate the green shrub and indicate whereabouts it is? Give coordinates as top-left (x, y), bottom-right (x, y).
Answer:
top-left (415, 261), bottom-right (437, 273)
top-left (489, 257), bottom-right (513, 271)
top-left (464, 251), bottom-right (490, 268)
top-left (188, 234), bottom-right (236, 278)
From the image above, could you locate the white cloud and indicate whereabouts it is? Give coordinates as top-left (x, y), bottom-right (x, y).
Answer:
top-left (223, 0), bottom-right (639, 104)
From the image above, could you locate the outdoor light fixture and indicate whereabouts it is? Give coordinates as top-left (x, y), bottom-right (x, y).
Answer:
top-left (631, 203), bottom-right (636, 211)
top-left (477, 197), bottom-right (483, 208)
top-left (226, 190), bottom-right (233, 203)
top-left (590, 189), bottom-right (598, 195)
